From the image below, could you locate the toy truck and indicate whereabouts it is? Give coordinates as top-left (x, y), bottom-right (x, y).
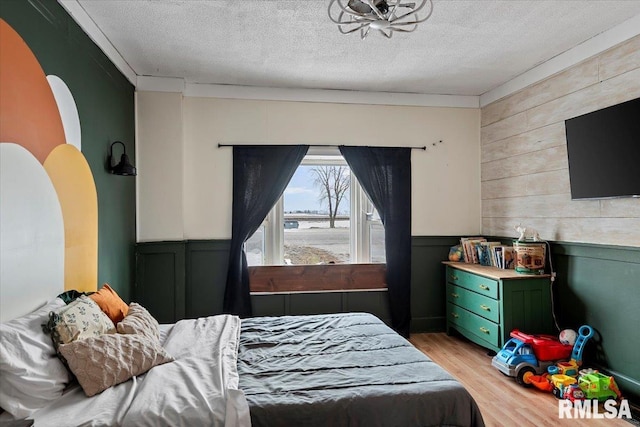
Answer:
top-left (491, 329), bottom-right (578, 387)
top-left (563, 383), bottom-right (586, 403)
top-left (579, 372), bottom-right (621, 401)
top-left (492, 337), bottom-right (559, 386)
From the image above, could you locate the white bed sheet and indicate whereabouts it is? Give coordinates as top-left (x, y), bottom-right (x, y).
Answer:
top-left (17, 315), bottom-right (250, 427)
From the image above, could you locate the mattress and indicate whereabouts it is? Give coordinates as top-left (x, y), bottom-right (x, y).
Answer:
top-left (238, 312), bottom-right (485, 427)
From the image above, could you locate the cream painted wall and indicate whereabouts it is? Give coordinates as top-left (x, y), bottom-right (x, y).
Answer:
top-left (137, 95), bottom-right (481, 240)
top-left (481, 36), bottom-right (640, 247)
top-left (136, 91), bottom-right (185, 242)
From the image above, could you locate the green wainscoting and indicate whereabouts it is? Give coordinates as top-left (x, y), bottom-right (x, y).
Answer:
top-left (135, 237), bottom-right (639, 402)
top-left (135, 242), bottom-right (186, 324)
top-left (135, 236), bottom-right (457, 329)
top-left (411, 236), bottom-right (461, 332)
top-left (1, 0), bottom-right (136, 300)
top-left (186, 240), bottom-right (230, 318)
top-left (252, 290), bottom-right (390, 321)
top-left (551, 242), bottom-right (640, 403)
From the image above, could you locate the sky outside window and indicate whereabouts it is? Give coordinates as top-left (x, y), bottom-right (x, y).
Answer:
top-left (284, 166), bottom-right (350, 214)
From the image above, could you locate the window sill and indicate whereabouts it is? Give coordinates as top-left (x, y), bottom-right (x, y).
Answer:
top-left (250, 288), bottom-right (388, 296)
top-left (248, 263), bottom-right (386, 293)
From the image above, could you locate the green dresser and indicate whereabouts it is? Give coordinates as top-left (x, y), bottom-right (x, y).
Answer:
top-left (444, 262), bottom-right (553, 352)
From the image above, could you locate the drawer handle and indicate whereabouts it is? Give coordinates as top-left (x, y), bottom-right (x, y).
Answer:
top-left (451, 293), bottom-right (459, 298)
top-left (451, 275), bottom-right (459, 281)
top-left (451, 313), bottom-right (459, 318)
top-left (479, 327), bottom-right (490, 334)
top-left (480, 304), bottom-right (490, 311)
top-left (479, 284), bottom-right (490, 291)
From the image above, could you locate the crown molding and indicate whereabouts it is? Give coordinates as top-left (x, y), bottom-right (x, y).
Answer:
top-left (137, 76), bottom-right (186, 93)
top-left (183, 83), bottom-right (479, 108)
top-left (136, 76), bottom-right (479, 108)
top-left (58, 0), bottom-right (137, 85)
top-left (480, 13), bottom-right (640, 107)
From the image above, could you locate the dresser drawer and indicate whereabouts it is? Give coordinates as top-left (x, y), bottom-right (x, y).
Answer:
top-left (447, 283), bottom-right (499, 323)
top-left (447, 302), bottom-right (500, 348)
top-left (446, 267), bottom-right (498, 299)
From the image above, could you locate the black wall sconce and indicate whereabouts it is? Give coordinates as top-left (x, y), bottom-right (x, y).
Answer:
top-left (108, 141), bottom-right (137, 176)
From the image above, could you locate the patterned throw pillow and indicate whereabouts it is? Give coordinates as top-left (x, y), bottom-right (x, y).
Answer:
top-left (45, 295), bottom-right (116, 351)
top-left (117, 302), bottom-right (160, 341)
top-left (59, 333), bottom-right (174, 397)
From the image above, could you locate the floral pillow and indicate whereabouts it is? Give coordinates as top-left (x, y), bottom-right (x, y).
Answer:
top-left (44, 295), bottom-right (116, 352)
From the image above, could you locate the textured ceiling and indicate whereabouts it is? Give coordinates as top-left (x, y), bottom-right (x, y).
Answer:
top-left (74, 0), bottom-right (640, 96)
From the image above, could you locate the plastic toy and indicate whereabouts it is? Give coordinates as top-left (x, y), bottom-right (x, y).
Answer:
top-left (526, 373), bottom-right (554, 392)
top-left (551, 374), bottom-right (576, 388)
top-left (579, 372), bottom-right (622, 401)
top-left (492, 326), bottom-right (593, 388)
top-left (570, 325), bottom-right (593, 363)
top-left (494, 325), bottom-right (624, 403)
top-left (550, 374), bottom-right (577, 398)
top-left (555, 360), bottom-right (579, 376)
top-left (491, 330), bottom-right (572, 386)
top-left (510, 330), bottom-right (573, 360)
top-left (548, 325), bottom-right (594, 377)
top-left (563, 383), bottom-right (586, 403)
top-left (579, 368), bottom-right (597, 376)
top-left (559, 329), bottom-right (577, 345)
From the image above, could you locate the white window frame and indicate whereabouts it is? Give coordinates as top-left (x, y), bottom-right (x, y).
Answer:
top-left (250, 147), bottom-right (384, 266)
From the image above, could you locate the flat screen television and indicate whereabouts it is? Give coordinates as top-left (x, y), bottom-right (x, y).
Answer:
top-left (564, 97), bottom-right (640, 200)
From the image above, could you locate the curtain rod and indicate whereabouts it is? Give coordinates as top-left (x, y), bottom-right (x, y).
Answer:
top-left (217, 143), bottom-right (428, 150)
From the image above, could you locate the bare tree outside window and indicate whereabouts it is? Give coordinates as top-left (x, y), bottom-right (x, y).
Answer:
top-left (246, 159), bottom-right (384, 267)
top-left (311, 166), bottom-right (350, 228)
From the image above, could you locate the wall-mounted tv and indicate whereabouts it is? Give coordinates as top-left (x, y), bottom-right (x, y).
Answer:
top-left (564, 97), bottom-right (640, 200)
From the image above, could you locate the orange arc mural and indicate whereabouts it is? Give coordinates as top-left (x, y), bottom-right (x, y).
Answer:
top-left (0, 19), bottom-right (98, 292)
top-left (0, 20), bottom-right (66, 164)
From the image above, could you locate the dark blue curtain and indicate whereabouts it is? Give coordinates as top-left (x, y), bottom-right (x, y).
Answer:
top-left (339, 146), bottom-right (412, 337)
top-left (223, 145), bottom-right (309, 316)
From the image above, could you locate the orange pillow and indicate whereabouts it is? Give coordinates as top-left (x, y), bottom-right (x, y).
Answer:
top-left (89, 284), bottom-right (129, 323)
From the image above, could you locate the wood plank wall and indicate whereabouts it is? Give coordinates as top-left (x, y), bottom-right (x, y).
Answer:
top-left (481, 36), bottom-right (640, 247)
top-left (249, 264), bottom-right (386, 293)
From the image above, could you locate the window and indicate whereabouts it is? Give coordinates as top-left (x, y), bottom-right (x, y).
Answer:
top-left (245, 150), bottom-right (385, 266)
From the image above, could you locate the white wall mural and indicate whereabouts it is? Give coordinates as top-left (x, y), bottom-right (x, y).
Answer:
top-left (47, 75), bottom-right (82, 150)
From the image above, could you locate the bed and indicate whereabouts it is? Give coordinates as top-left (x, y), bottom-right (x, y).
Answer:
top-left (0, 295), bottom-right (485, 427)
top-left (239, 312), bottom-right (484, 427)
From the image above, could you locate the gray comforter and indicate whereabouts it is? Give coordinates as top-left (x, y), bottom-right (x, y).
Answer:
top-left (238, 312), bottom-right (485, 427)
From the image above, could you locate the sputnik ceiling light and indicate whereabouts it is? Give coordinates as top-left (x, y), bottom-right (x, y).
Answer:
top-left (328, 0), bottom-right (433, 39)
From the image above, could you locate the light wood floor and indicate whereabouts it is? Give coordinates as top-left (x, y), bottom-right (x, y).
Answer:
top-left (409, 332), bottom-right (635, 427)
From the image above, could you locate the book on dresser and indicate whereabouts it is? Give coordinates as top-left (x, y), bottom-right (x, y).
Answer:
top-left (502, 246), bottom-right (516, 269)
top-left (460, 237), bottom-right (486, 263)
top-left (493, 246), bottom-right (503, 268)
top-left (460, 237), bottom-right (511, 268)
top-left (478, 242), bottom-right (500, 266)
